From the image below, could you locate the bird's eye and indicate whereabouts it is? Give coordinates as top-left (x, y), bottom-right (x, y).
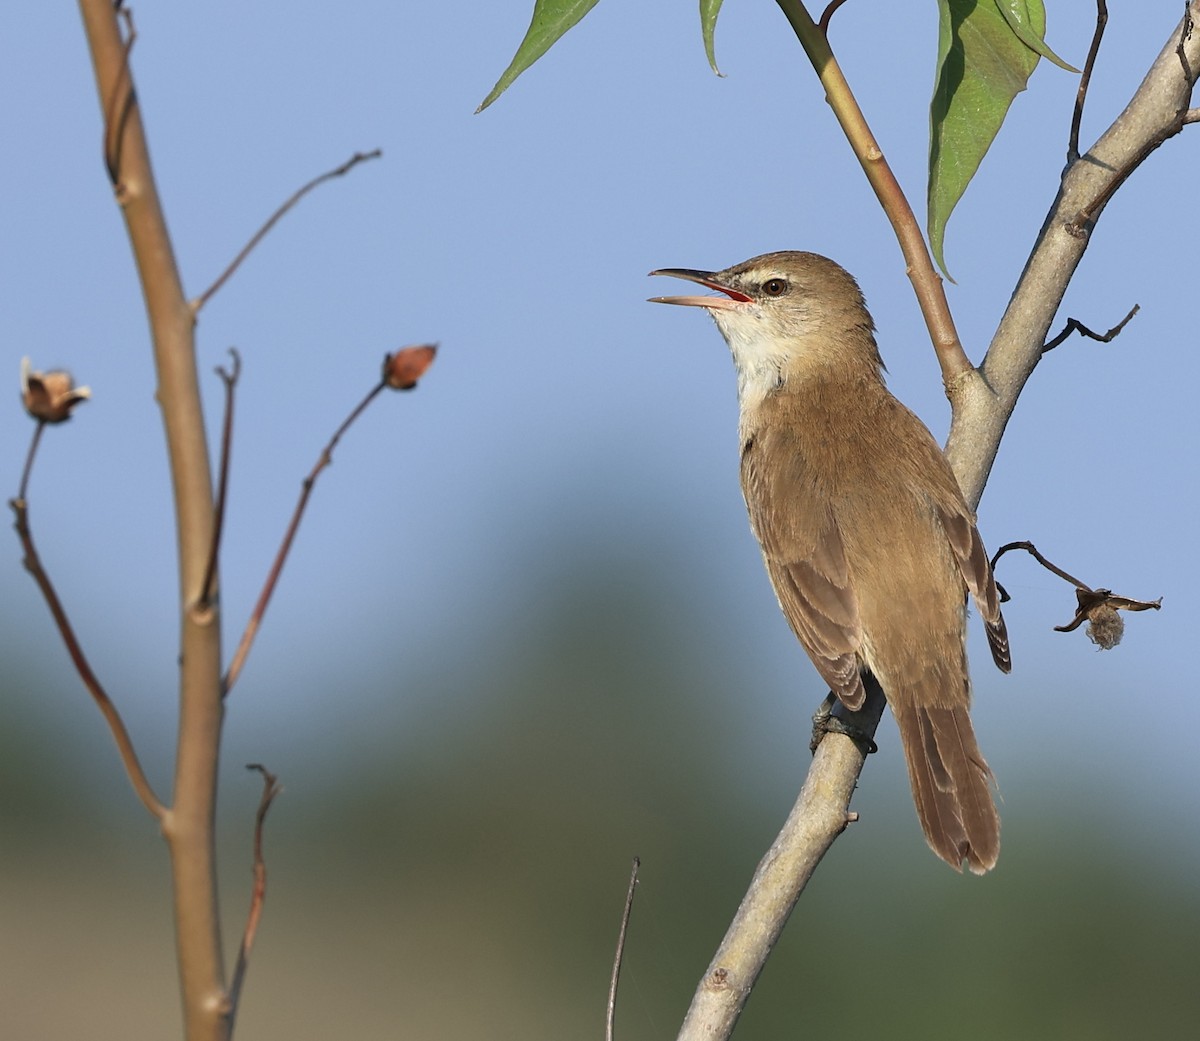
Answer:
top-left (762, 278), bottom-right (788, 297)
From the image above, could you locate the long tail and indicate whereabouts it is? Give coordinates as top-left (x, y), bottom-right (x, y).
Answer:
top-left (892, 702), bottom-right (1000, 874)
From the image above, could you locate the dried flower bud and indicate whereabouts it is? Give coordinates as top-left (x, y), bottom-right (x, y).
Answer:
top-left (1085, 603), bottom-right (1124, 650)
top-left (21, 357), bottom-right (91, 423)
top-left (383, 344), bottom-right (437, 390)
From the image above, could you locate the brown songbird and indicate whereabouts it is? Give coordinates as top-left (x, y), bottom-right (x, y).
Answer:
top-left (650, 251), bottom-right (1010, 873)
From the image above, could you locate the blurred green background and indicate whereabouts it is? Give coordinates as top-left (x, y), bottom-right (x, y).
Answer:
top-left (3, 2), bottom-right (1198, 1038)
top-left (3, 524), bottom-right (1197, 1038)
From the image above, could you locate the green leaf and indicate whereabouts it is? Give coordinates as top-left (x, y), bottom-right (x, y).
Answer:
top-left (993, 0), bottom-right (1079, 72)
top-left (928, 0), bottom-right (1075, 276)
top-left (701, 0), bottom-right (726, 76)
top-left (476, 0), bottom-right (602, 113)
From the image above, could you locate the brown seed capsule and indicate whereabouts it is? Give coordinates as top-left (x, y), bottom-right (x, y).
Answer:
top-left (21, 357), bottom-right (91, 423)
top-left (382, 345), bottom-right (437, 390)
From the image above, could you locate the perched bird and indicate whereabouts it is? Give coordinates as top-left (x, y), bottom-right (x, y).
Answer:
top-left (650, 251), bottom-right (1010, 873)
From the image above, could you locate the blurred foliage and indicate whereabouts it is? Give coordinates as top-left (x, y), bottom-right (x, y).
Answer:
top-left (2, 542), bottom-right (1197, 1039)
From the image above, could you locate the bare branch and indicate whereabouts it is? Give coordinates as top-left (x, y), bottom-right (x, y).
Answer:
top-left (1041, 303), bottom-right (1139, 354)
top-left (9, 494), bottom-right (166, 820)
top-left (1069, 2), bottom-right (1109, 163)
top-left (199, 350), bottom-right (241, 609)
top-left (223, 377), bottom-right (388, 695)
top-left (677, 683), bottom-right (885, 1041)
top-left (606, 857), bottom-right (640, 1041)
top-left (192, 150), bottom-right (383, 313)
top-left (79, 3), bottom-right (227, 1032)
top-left (227, 764), bottom-right (283, 1024)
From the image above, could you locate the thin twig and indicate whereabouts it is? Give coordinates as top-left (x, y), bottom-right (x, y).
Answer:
top-left (817, 0), bottom-right (850, 36)
top-left (16, 422), bottom-right (46, 503)
top-left (9, 495), bottom-right (166, 820)
top-left (102, 6), bottom-right (136, 185)
top-left (228, 764), bottom-right (283, 1024)
top-left (223, 378), bottom-right (388, 695)
top-left (991, 540), bottom-right (1089, 590)
top-left (1069, 1), bottom-right (1108, 163)
top-left (192, 149), bottom-right (382, 313)
top-left (1067, 5), bottom-right (1198, 237)
top-left (1041, 303), bottom-right (1139, 353)
top-left (606, 857), bottom-right (640, 1041)
top-left (199, 350), bottom-right (241, 608)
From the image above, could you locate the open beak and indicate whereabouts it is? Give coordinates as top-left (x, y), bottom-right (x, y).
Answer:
top-left (648, 268), bottom-right (751, 310)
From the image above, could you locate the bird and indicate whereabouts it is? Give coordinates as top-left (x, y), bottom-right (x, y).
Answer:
top-left (649, 251), bottom-right (1010, 874)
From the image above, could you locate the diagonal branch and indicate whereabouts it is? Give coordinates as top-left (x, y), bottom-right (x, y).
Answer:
top-left (222, 377), bottom-right (388, 695)
top-left (10, 494), bottom-right (165, 820)
top-left (774, 0), bottom-right (973, 389)
top-left (676, 683), bottom-right (886, 1041)
top-left (192, 150), bottom-right (382, 313)
top-left (674, 7), bottom-right (1197, 1041)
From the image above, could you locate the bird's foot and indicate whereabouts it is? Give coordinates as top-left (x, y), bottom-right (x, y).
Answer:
top-left (810, 692), bottom-right (878, 755)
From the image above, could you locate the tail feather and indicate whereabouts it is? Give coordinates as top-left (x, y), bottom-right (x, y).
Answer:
top-left (986, 614), bottom-right (1011, 674)
top-left (895, 703), bottom-right (999, 874)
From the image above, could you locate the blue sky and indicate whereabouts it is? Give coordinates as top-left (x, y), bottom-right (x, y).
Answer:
top-left (2, 0), bottom-right (1196, 861)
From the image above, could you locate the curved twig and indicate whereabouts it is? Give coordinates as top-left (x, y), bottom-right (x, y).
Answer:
top-left (9, 495), bottom-right (166, 820)
top-left (1041, 303), bottom-right (1139, 354)
top-left (1069, 1), bottom-right (1109, 163)
top-left (192, 150), bottom-right (382, 313)
top-left (817, 0), bottom-right (850, 36)
top-left (227, 764), bottom-right (283, 1026)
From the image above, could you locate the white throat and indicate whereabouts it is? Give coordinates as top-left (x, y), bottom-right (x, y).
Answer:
top-left (712, 309), bottom-right (790, 413)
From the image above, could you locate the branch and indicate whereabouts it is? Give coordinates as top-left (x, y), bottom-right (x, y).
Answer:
top-left (199, 350), bottom-right (241, 609)
top-left (1068, 1), bottom-right (1109, 163)
top-left (191, 149), bottom-right (382, 313)
top-left (676, 684), bottom-right (886, 1041)
top-left (78, 3), bottom-right (228, 1036)
top-left (222, 378), bottom-right (387, 695)
top-left (227, 764), bottom-right (283, 1026)
top-left (774, 0), bottom-right (973, 389)
top-left (1041, 303), bottom-right (1139, 353)
top-left (675, 7), bottom-right (1196, 1040)
top-left (950, 1), bottom-right (1199, 508)
top-left (817, 0), bottom-right (850, 36)
top-left (606, 857), bottom-right (640, 1041)
top-left (9, 493), bottom-right (166, 820)
top-left (223, 346), bottom-right (434, 695)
